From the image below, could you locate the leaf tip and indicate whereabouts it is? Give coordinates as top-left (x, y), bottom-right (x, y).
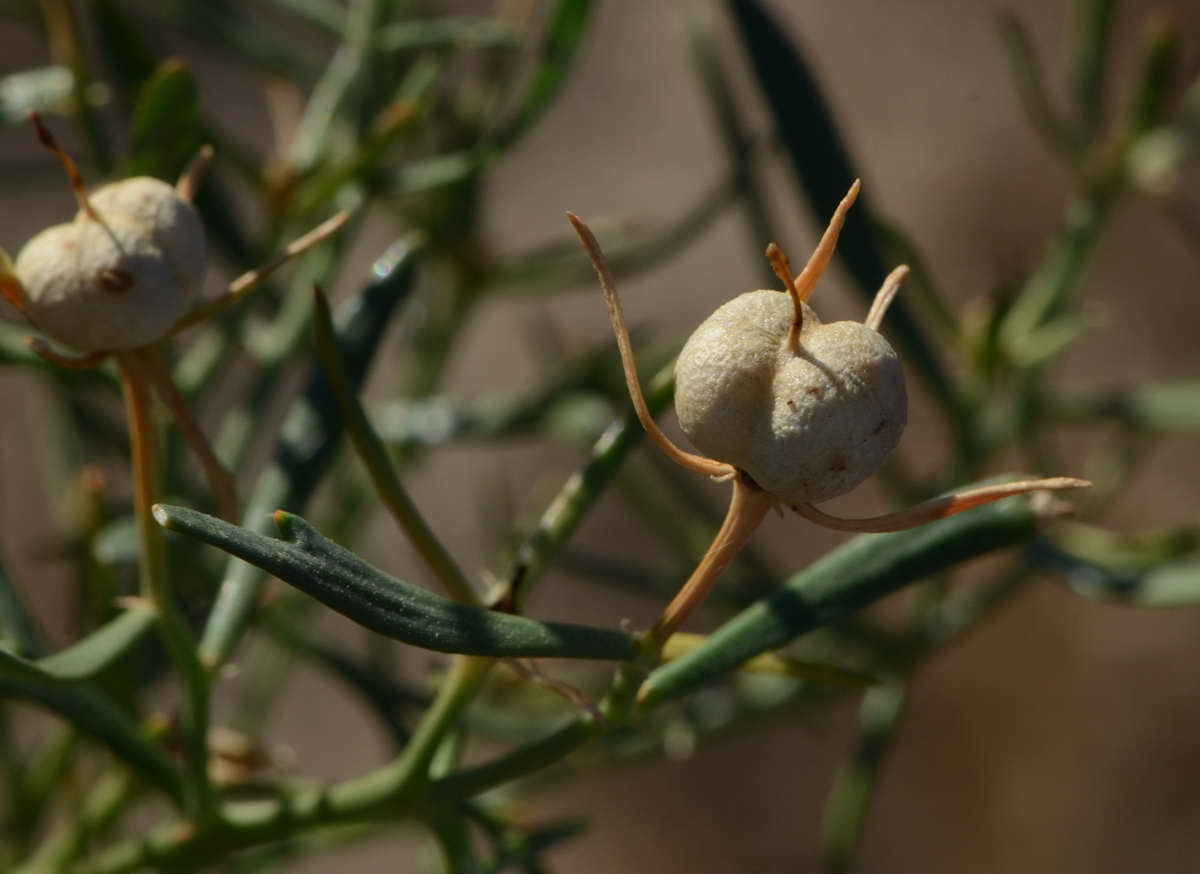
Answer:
top-left (151, 503), bottom-right (172, 529)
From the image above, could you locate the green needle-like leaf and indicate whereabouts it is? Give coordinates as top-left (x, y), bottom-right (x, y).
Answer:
top-left (641, 494), bottom-right (1048, 706)
top-left (200, 239), bottom-right (421, 667)
top-left (0, 650), bottom-right (182, 804)
top-left (0, 560), bottom-right (45, 658)
top-left (312, 286), bottom-right (477, 604)
top-left (36, 608), bottom-right (156, 681)
top-left (159, 505), bottom-right (638, 661)
top-left (997, 12), bottom-right (1080, 160)
top-left (125, 59), bottom-right (203, 181)
top-left (822, 680), bottom-right (908, 873)
top-left (91, 0), bottom-right (159, 100)
top-left (725, 0), bottom-right (957, 414)
top-left (491, 0), bottom-right (591, 152)
top-left (1054, 381), bottom-right (1200, 430)
top-left (1073, 0), bottom-right (1117, 139)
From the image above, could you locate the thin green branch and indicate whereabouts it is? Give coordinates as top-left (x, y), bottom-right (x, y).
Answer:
top-left (312, 286), bottom-right (478, 605)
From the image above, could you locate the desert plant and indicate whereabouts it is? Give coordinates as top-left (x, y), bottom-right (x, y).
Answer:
top-left (0, 1), bottom-right (1197, 872)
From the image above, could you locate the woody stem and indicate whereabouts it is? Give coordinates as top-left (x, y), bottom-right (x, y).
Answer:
top-left (117, 355), bottom-right (215, 821)
top-left (650, 474), bottom-right (773, 643)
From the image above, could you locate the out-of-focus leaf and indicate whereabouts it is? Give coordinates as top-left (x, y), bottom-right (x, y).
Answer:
top-left (725, 0), bottom-right (957, 413)
top-left (686, 1), bottom-right (778, 286)
top-left (263, 0), bottom-right (344, 33)
top-left (0, 561), bottom-right (44, 658)
top-left (1122, 14), bottom-right (1180, 142)
top-left (261, 604), bottom-right (418, 747)
top-left (286, 0), bottom-right (386, 175)
top-left (490, 0), bottom-right (591, 151)
top-left (91, 0), bottom-right (158, 99)
top-left (997, 12), bottom-right (1080, 160)
top-left (388, 151), bottom-right (481, 195)
top-left (822, 680), bottom-right (907, 873)
top-left (0, 649), bottom-right (182, 803)
top-left (312, 285), bottom-right (476, 604)
top-left (200, 239), bottom-right (417, 666)
top-left (1073, 0), bottom-right (1117, 139)
top-left (158, 505), bottom-right (639, 661)
top-left (1036, 521), bottom-right (1200, 606)
top-left (36, 608), bottom-right (155, 680)
top-left (378, 16), bottom-right (519, 53)
top-left (663, 633), bottom-right (874, 688)
top-left (498, 364), bottom-right (676, 610)
top-left (163, 0), bottom-right (316, 81)
top-left (125, 59), bottom-right (203, 180)
top-left (1047, 548), bottom-right (1200, 607)
top-left (491, 173), bottom-right (737, 293)
top-left (641, 493), bottom-right (1048, 705)
top-left (291, 57), bottom-right (439, 215)
top-left (0, 66), bottom-right (73, 124)
top-left (1054, 381), bottom-right (1200, 430)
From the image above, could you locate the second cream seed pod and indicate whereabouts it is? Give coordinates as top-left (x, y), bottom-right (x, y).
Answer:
top-left (568, 180), bottom-right (1089, 643)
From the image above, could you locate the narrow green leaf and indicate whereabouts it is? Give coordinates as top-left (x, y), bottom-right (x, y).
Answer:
top-left (1035, 532), bottom-right (1200, 607)
top-left (1073, 0), bottom-right (1117, 139)
top-left (0, 650), bottom-right (182, 803)
top-left (158, 505), bottom-right (638, 661)
top-left (499, 363), bottom-right (676, 610)
top-left (491, 174), bottom-right (738, 293)
top-left (640, 494), bottom-right (1046, 705)
top-left (0, 560), bottom-right (45, 658)
top-left (91, 0), bottom-right (159, 99)
top-left (125, 59), bottom-right (203, 181)
top-left (163, 0), bottom-right (316, 81)
top-left (262, 0), bottom-right (345, 33)
top-left (377, 16), bottom-right (519, 53)
top-left (685, 1), bottom-right (779, 287)
top-left (726, 0), bottom-right (957, 413)
top-left (997, 12), bottom-right (1080, 160)
top-left (822, 680), bottom-right (907, 873)
top-left (285, 0), bottom-right (385, 174)
top-left (261, 600), bottom-right (419, 747)
top-left (312, 287), bottom-right (477, 604)
top-left (1055, 555), bottom-right (1200, 607)
top-left (1122, 13), bottom-right (1181, 141)
top-left (200, 238), bottom-right (421, 667)
top-left (1055, 381), bottom-right (1200, 430)
top-left (491, 0), bottom-right (591, 151)
top-left (36, 608), bottom-right (155, 680)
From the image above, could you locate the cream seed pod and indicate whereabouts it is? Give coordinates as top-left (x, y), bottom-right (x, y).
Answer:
top-left (0, 114), bottom-right (351, 523)
top-left (567, 180), bottom-right (1090, 642)
top-left (14, 175), bottom-right (206, 351)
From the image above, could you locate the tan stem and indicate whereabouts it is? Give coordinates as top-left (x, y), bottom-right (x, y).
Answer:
top-left (172, 210), bottom-right (352, 333)
top-left (864, 265), bottom-right (910, 332)
top-left (227, 211), bottom-right (351, 296)
top-left (136, 347), bottom-right (239, 522)
top-left (792, 477), bottom-right (1090, 532)
top-left (792, 178), bottom-right (860, 301)
top-left (30, 111), bottom-right (98, 221)
top-left (567, 212), bottom-right (734, 479)
top-left (651, 475), bottom-right (773, 641)
top-left (176, 145), bottom-right (214, 202)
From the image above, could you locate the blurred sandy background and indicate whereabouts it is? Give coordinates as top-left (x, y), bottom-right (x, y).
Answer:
top-left (2, 1), bottom-right (1200, 872)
